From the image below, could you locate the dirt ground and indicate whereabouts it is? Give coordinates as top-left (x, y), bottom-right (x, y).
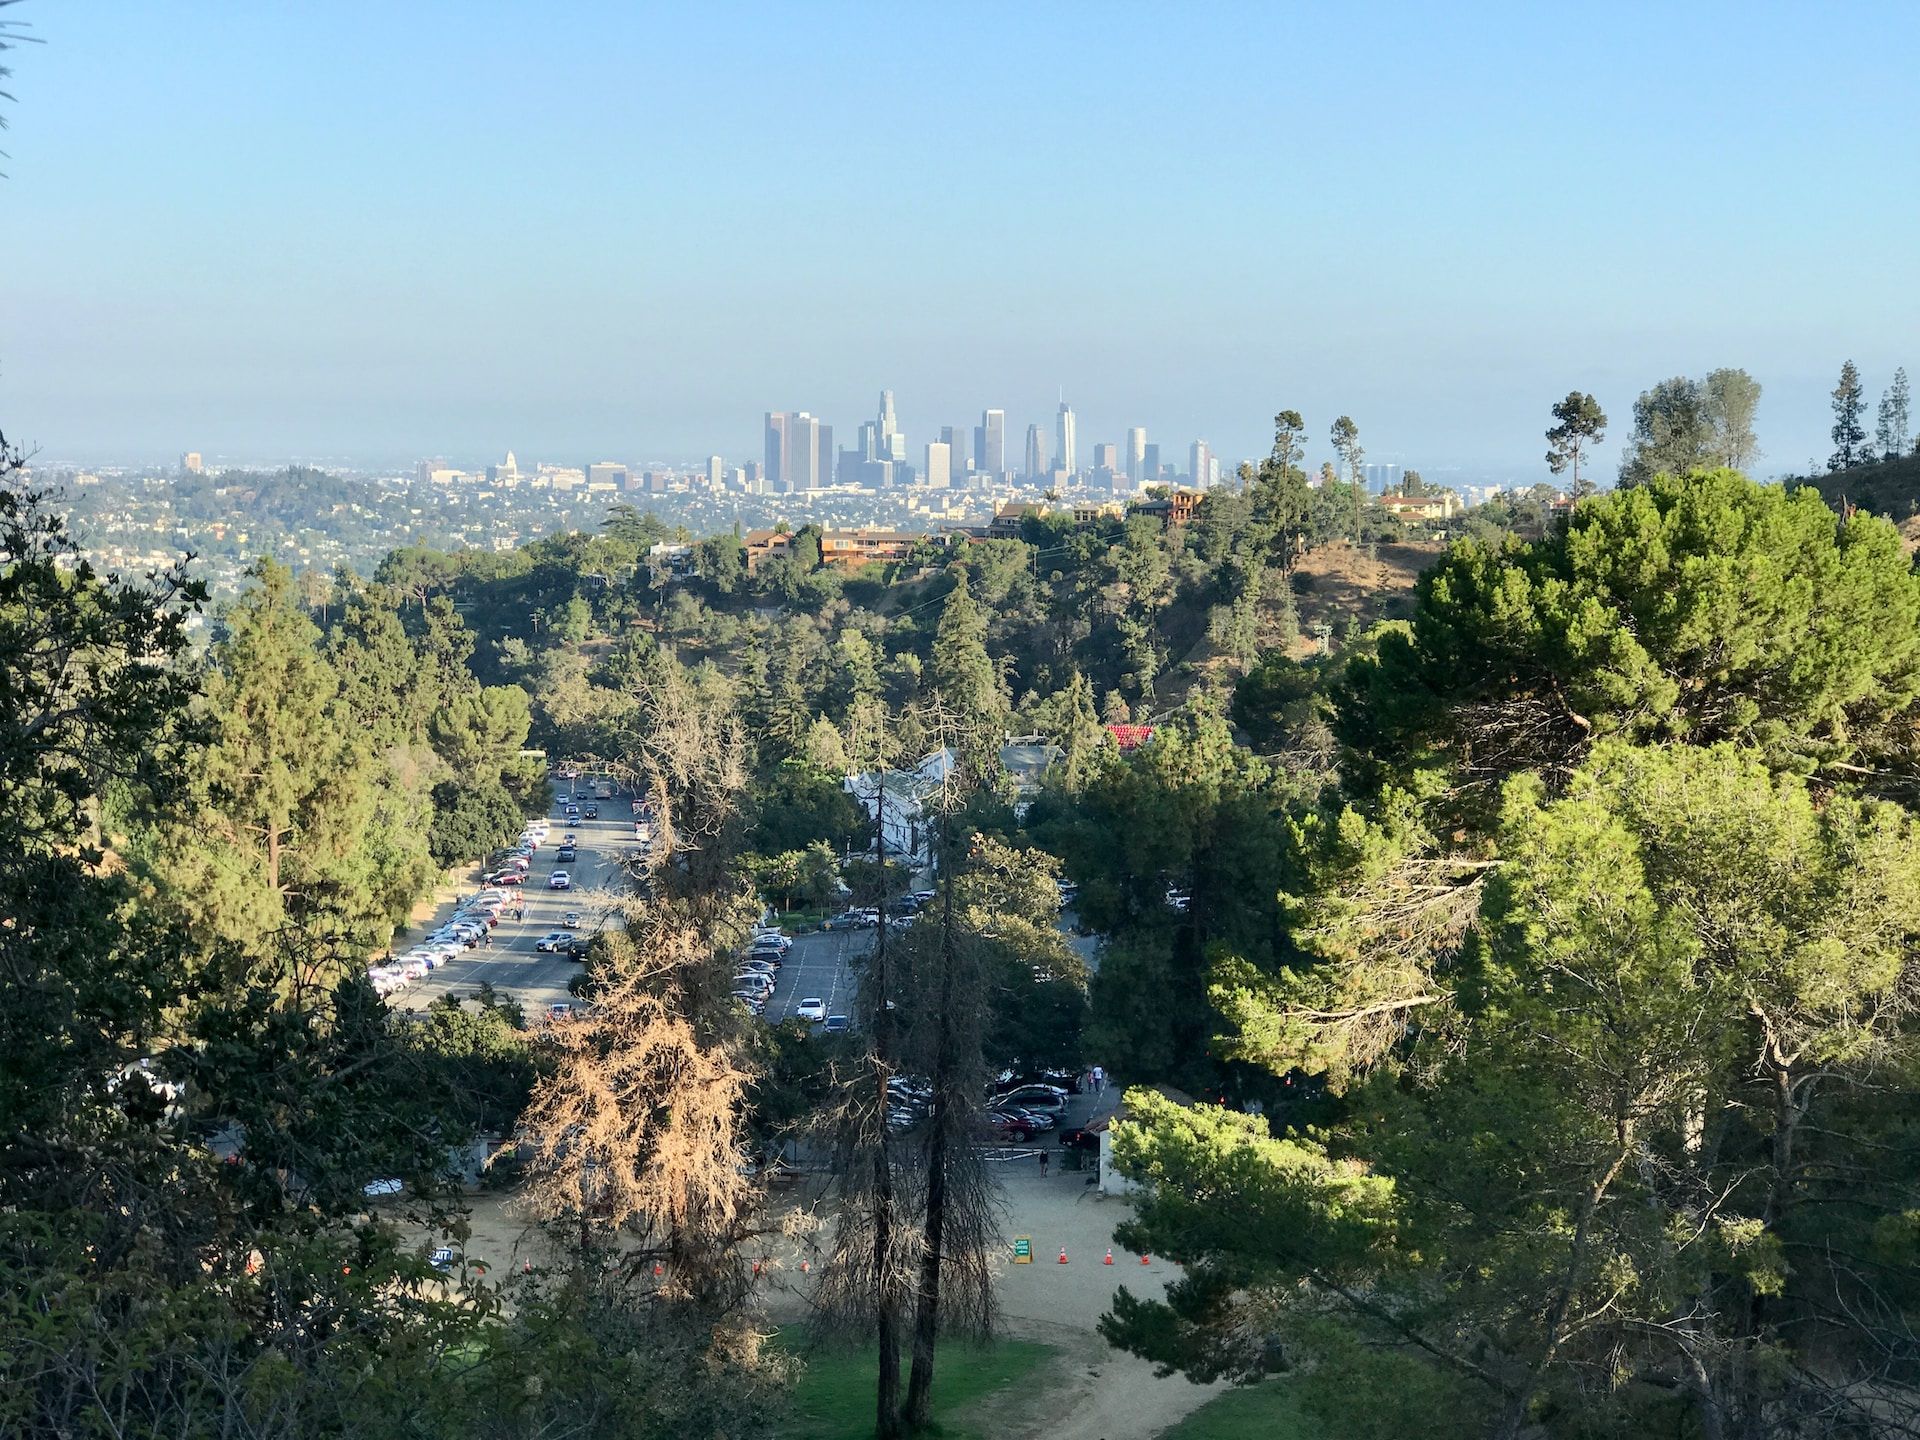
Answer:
top-left (450, 1153), bottom-right (1222, 1439)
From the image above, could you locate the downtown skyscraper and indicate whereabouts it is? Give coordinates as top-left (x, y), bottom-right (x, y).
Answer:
top-left (977, 408), bottom-right (1006, 478)
top-left (1024, 422), bottom-right (1048, 480)
top-left (1055, 401), bottom-right (1077, 476)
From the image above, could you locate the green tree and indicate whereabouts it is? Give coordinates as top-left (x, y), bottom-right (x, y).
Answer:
top-left (928, 570), bottom-right (1006, 748)
top-left (1544, 390), bottom-right (1607, 496)
top-left (1876, 364), bottom-right (1910, 460)
top-left (1168, 742), bottom-right (1920, 1439)
top-left (427, 775), bottom-right (522, 867)
top-left (1830, 358), bottom-right (1869, 470)
top-left (1339, 469), bottom-right (1920, 791)
top-left (1617, 374), bottom-right (1712, 486)
top-left (1702, 365), bottom-right (1762, 470)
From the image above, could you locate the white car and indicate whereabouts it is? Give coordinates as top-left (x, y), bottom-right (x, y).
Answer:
top-left (733, 973), bottom-right (774, 994)
top-left (535, 931), bottom-right (574, 952)
top-left (548, 871), bottom-right (572, 890)
top-left (795, 997), bottom-right (827, 1022)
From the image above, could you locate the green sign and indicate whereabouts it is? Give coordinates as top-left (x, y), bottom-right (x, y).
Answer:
top-left (1012, 1236), bottom-right (1032, 1264)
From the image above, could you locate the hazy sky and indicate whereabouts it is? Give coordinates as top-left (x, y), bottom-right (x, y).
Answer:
top-left (1, 2), bottom-right (1915, 478)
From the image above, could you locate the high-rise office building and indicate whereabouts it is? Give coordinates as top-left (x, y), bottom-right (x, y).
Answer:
top-left (789, 414), bottom-right (820, 491)
top-left (1125, 427), bottom-right (1146, 482)
top-left (1056, 402), bottom-right (1077, 476)
top-left (1025, 423), bottom-right (1048, 480)
top-left (1190, 440), bottom-right (1213, 489)
top-left (859, 419), bottom-right (879, 462)
top-left (1142, 442), bottom-right (1160, 481)
top-left (706, 455), bottom-right (723, 489)
top-left (925, 440), bottom-right (952, 490)
top-left (181, 450), bottom-right (204, 474)
top-left (940, 425), bottom-right (968, 476)
top-left (981, 408), bottom-right (1006, 477)
top-left (878, 390), bottom-right (906, 463)
top-left (1094, 442), bottom-right (1119, 473)
top-left (764, 412), bottom-right (791, 490)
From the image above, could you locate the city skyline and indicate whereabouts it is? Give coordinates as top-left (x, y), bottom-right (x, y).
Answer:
top-left (2, 6), bottom-right (1914, 475)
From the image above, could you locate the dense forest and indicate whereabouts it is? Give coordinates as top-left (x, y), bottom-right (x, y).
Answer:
top-left (5, 378), bottom-right (1920, 1440)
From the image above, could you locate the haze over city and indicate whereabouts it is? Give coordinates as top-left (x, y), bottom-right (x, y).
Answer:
top-left (3, 2), bottom-right (1915, 477)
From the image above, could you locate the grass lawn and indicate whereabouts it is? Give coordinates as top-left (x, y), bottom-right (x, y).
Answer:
top-left (776, 1330), bottom-right (1054, 1440)
top-left (1156, 1379), bottom-right (1316, 1440)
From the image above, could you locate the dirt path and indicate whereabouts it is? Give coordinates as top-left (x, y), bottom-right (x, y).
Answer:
top-left (451, 1153), bottom-right (1221, 1437)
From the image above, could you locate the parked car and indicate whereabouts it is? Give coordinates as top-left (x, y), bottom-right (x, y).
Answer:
top-left (731, 990), bottom-right (766, 1014)
top-left (485, 870), bottom-right (523, 887)
top-left (822, 911), bottom-right (866, 932)
top-left (1056, 1127), bottom-right (1101, 1152)
top-left (795, 997), bottom-right (828, 1022)
top-left (535, 931), bottom-right (574, 952)
top-left (548, 871), bottom-right (572, 890)
top-left (909, 890), bottom-right (936, 906)
top-left (546, 1003), bottom-right (573, 1022)
top-left (557, 844), bottom-right (577, 862)
top-left (995, 1105), bottom-right (1057, 1132)
top-left (993, 1067), bottom-right (1082, 1095)
top-left (998, 1083), bottom-right (1069, 1112)
top-left (750, 929), bottom-right (792, 950)
top-left (985, 1112), bottom-right (1039, 1142)
top-left (823, 1015), bottom-right (850, 1034)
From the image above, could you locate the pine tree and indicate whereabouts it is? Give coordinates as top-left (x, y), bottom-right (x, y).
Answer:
top-left (1830, 359), bottom-right (1868, 471)
top-left (1877, 366), bottom-right (1911, 460)
top-left (1544, 391), bottom-right (1607, 496)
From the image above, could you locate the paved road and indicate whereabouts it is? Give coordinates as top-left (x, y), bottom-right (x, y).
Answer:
top-left (392, 789), bottom-right (635, 1018)
top-left (760, 923), bottom-right (870, 1024)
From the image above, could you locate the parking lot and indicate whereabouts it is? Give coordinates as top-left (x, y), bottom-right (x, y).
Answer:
top-left (760, 923), bottom-right (870, 1024)
top-left (391, 785), bottom-right (634, 1017)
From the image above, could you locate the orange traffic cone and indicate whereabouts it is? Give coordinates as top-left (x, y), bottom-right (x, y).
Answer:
top-left (801, 1260), bottom-right (811, 1274)
top-left (1103, 1248), bottom-right (1114, 1265)
top-left (1058, 1247), bottom-right (1069, 1264)
top-left (1140, 1253), bottom-right (1151, 1265)
top-left (652, 1262), bottom-right (663, 1277)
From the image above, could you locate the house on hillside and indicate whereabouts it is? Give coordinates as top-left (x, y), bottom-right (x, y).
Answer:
top-left (1378, 492), bottom-right (1462, 523)
top-left (1105, 723), bottom-right (1155, 752)
top-left (844, 749), bottom-right (954, 869)
top-left (998, 737), bottom-right (1064, 817)
top-left (1131, 489), bottom-right (1202, 529)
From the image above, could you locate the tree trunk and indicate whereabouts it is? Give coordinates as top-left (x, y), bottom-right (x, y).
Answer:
top-left (870, 779), bottom-right (903, 1440)
top-left (1492, 1138), bottom-right (1631, 1440)
top-left (904, 814), bottom-right (961, 1427)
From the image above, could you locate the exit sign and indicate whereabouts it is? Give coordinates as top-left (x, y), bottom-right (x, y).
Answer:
top-left (1012, 1236), bottom-right (1032, 1264)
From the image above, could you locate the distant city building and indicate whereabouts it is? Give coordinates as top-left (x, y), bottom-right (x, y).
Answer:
top-left (859, 419), bottom-right (879, 462)
top-left (764, 412), bottom-right (791, 490)
top-left (940, 425), bottom-right (968, 476)
top-left (925, 440), bottom-right (952, 490)
top-left (878, 390), bottom-right (906, 463)
top-left (980, 408), bottom-right (1006, 478)
top-left (1142, 442), bottom-right (1161, 481)
top-left (1124, 428), bottom-right (1146, 482)
top-left (706, 455), bottom-right (724, 489)
top-left (587, 461), bottom-right (628, 489)
top-left (1189, 440), bottom-right (1213, 489)
top-left (1094, 442), bottom-right (1119, 473)
top-left (486, 450), bottom-right (520, 486)
top-left (1025, 423), bottom-right (1048, 480)
top-left (767, 411), bottom-right (830, 491)
top-left (180, 451), bottom-right (204, 474)
top-left (1056, 402), bottom-right (1078, 476)
top-left (1363, 462), bottom-right (1402, 494)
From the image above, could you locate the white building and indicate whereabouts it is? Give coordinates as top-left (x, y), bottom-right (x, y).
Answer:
top-left (844, 750), bottom-right (954, 869)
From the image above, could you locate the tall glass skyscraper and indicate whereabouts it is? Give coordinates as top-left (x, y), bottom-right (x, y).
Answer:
top-left (1055, 401), bottom-right (1077, 476)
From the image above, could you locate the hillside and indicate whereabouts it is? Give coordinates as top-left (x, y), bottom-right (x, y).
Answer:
top-left (1797, 450), bottom-right (1920, 522)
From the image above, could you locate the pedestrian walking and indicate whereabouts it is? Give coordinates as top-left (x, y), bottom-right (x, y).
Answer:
top-left (1038, 1149), bottom-right (1050, 1177)
top-left (1091, 1064), bottom-right (1106, 1096)
top-left (483, 928), bottom-right (492, 948)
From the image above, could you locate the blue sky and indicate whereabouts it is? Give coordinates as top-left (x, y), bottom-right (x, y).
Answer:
top-left (1, 1), bottom-right (1915, 478)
